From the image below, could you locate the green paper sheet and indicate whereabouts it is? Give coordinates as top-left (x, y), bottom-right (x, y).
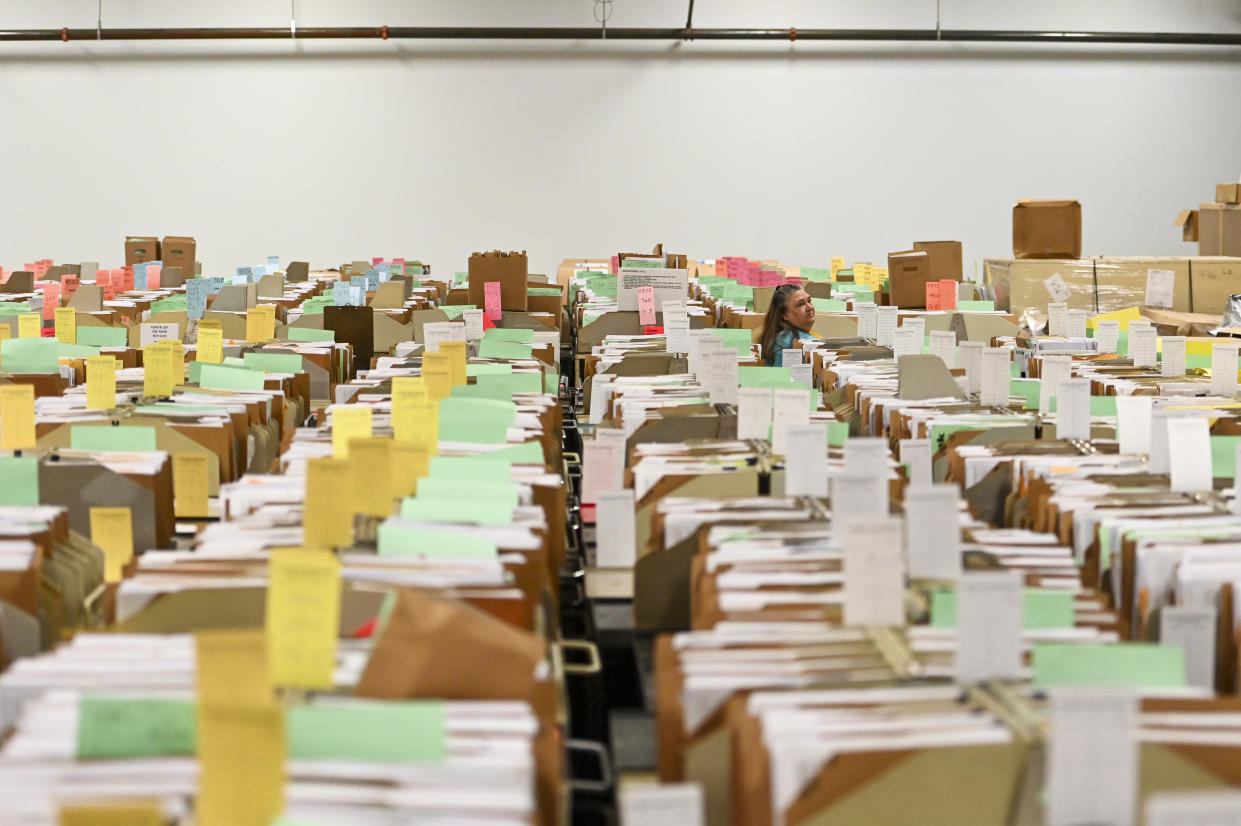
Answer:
top-left (483, 328), bottom-right (535, 343)
top-left (812, 298), bottom-right (848, 312)
top-left (709, 328), bottom-right (754, 357)
top-left (479, 339), bottom-right (533, 359)
top-left (958, 301), bottom-right (996, 312)
top-left (287, 328), bottom-right (335, 343)
top-left (826, 421), bottom-right (849, 447)
top-left (1, 338), bottom-right (58, 373)
top-left (400, 497), bottom-right (514, 526)
top-left (414, 477), bottom-right (519, 509)
top-left (199, 363), bottom-right (267, 391)
top-left (0, 456), bottom-right (39, 505)
top-left (286, 701), bottom-right (445, 762)
top-left (469, 441), bottom-right (544, 464)
top-left (739, 367), bottom-right (793, 388)
top-left (1211, 436), bottom-right (1241, 478)
top-left (1032, 642), bottom-right (1186, 689)
top-left (70, 425), bottom-right (158, 452)
top-left (243, 352), bottom-right (303, 373)
top-left (437, 305), bottom-right (472, 320)
top-left (437, 398), bottom-right (517, 444)
top-left (931, 589), bottom-right (1075, 629)
top-left (429, 455), bottom-right (511, 483)
top-left (76, 326), bottom-right (129, 347)
top-left (376, 523), bottom-right (498, 559)
top-left (77, 697), bottom-right (196, 759)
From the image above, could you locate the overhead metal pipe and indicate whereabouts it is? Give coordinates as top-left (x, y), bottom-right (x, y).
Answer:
top-left (0, 26), bottom-right (1240, 46)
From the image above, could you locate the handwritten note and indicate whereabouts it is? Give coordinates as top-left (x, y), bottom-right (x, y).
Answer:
top-left (246, 305), bottom-right (277, 343)
top-left (197, 326), bottom-right (224, 364)
top-left (17, 313), bottom-right (41, 338)
top-left (90, 506), bottom-right (133, 583)
top-left (54, 307), bottom-right (76, 344)
top-left (173, 453), bottom-right (210, 518)
top-left (483, 281), bottom-right (502, 321)
top-left (956, 571), bottom-right (1022, 682)
top-left (266, 549), bottom-right (341, 689)
top-left (0, 384), bottom-right (36, 450)
top-left (636, 285), bottom-right (656, 325)
top-left (86, 355), bottom-right (118, 411)
top-left (303, 457), bottom-right (354, 549)
top-left (143, 343), bottom-right (175, 398)
top-left (842, 516), bottom-right (905, 626)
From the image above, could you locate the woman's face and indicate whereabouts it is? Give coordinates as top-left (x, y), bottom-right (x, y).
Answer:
top-left (782, 289), bottom-right (815, 332)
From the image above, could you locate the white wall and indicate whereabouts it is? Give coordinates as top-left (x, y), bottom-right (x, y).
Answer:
top-left (1, 0), bottom-right (1239, 277)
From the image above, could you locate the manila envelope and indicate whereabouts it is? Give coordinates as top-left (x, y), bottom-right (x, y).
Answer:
top-left (409, 309), bottom-right (450, 343)
top-left (371, 281), bottom-right (406, 309)
top-left (202, 310), bottom-right (248, 341)
top-left (256, 274), bottom-right (285, 298)
top-left (626, 406), bottom-right (738, 454)
top-left (67, 285), bottom-right (104, 312)
top-left (373, 312), bottom-right (414, 355)
top-left (38, 460), bottom-right (165, 553)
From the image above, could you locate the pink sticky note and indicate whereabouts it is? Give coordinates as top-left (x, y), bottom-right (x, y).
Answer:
top-left (610, 255), bottom-right (619, 275)
top-left (146, 264), bottom-right (161, 289)
top-left (100, 271), bottom-right (116, 301)
top-left (62, 275), bottom-right (81, 297)
top-left (372, 257), bottom-right (384, 266)
top-left (925, 281), bottom-right (941, 311)
top-left (484, 281), bottom-right (503, 321)
top-left (393, 257), bottom-right (405, 272)
top-left (636, 285), bottom-right (657, 325)
top-left (40, 283), bottom-right (61, 319)
top-left (120, 266), bottom-right (135, 292)
top-left (939, 279), bottom-right (958, 310)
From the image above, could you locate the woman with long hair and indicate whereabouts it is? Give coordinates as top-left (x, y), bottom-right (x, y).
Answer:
top-left (759, 283), bottom-right (818, 366)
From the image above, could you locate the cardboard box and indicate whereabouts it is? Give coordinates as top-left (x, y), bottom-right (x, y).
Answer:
top-left (1094, 257), bottom-right (1190, 313)
top-left (161, 236), bottom-right (196, 276)
top-left (1199, 203), bottom-right (1241, 256)
top-left (912, 240), bottom-right (963, 280)
top-left (1012, 200), bottom-right (1082, 259)
top-left (887, 250), bottom-right (933, 308)
top-left (468, 250), bottom-right (528, 311)
top-left (1189, 257), bottom-right (1241, 315)
top-left (125, 236), bottom-right (160, 265)
top-left (985, 259), bottom-right (1095, 313)
top-left (1216, 182), bottom-right (1241, 204)
top-left (1175, 210), bottom-right (1200, 242)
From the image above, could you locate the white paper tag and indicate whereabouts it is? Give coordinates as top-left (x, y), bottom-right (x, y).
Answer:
top-left (899, 438), bottom-right (933, 487)
top-left (1145, 268), bottom-right (1176, 309)
top-left (842, 516), bottom-right (905, 627)
top-left (1096, 320), bottom-right (1120, 354)
top-left (1211, 342), bottom-right (1239, 397)
top-left (1044, 273), bottom-right (1072, 303)
top-left (1047, 687), bottom-right (1137, 826)
top-left (704, 348), bottom-right (739, 406)
top-left (1055, 378), bottom-right (1091, 441)
top-left (903, 484), bottom-right (962, 579)
top-left (589, 374), bottom-right (615, 425)
top-left (1161, 335), bottom-right (1187, 378)
top-left (978, 348), bottom-right (1010, 406)
top-left (596, 488), bottom-right (637, 568)
top-left (929, 330), bottom-right (956, 368)
top-left (771, 388), bottom-right (810, 456)
top-left (737, 387), bottom-right (773, 441)
top-left (1160, 605), bottom-right (1216, 690)
top-left (956, 570), bottom-right (1022, 682)
top-left (1047, 302), bottom-right (1069, 337)
top-left (1149, 410), bottom-right (1173, 474)
top-left (857, 304), bottom-right (878, 339)
top-left (892, 326), bottom-right (921, 359)
top-left (789, 362), bottom-right (813, 387)
top-left (422, 321), bottom-right (466, 352)
top-left (1146, 791), bottom-right (1241, 826)
top-left (785, 424), bottom-right (828, 497)
top-left (1039, 355), bottom-right (1072, 413)
top-left (1130, 327), bottom-right (1158, 368)
top-left (620, 783), bottom-right (705, 826)
top-left (958, 341), bottom-right (984, 395)
top-left (1166, 416), bottom-right (1212, 493)
top-left (1115, 395), bottom-right (1152, 455)
top-left (462, 309), bottom-right (485, 341)
top-left (663, 300), bottom-right (690, 354)
top-left (1065, 309), bottom-right (1089, 340)
top-left (875, 306), bottom-right (898, 346)
top-left (844, 437), bottom-right (888, 478)
top-left (581, 427), bottom-right (626, 504)
top-left (831, 473), bottom-right (888, 524)
top-left (140, 321), bottom-right (177, 346)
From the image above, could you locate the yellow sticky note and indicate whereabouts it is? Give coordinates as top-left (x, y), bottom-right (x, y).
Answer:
top-left (830, 257), bottom-right (845, 279)
top-left (90, 506), bottom-right (133, 583)
top-left (390, 441), bottom-right (431, 498)
top-left (59, 801), bottom-right (164, 826)
top-left (197, 326), bottom-right (224, 364)
top-left (303, 457), bottom-right (354, 550)
top-left (169, 339), bottom-right (185, 386)
top-left (54, 307), bottom-right (76, 344)
top-left (246, 305), bottom-right (277, 343)
top-left (173, 453), bottom-right (210, 518)
top-left (142, 343), bottom-right (175, 398)
top-left (348, 438), bottom-right (393, 517)
top-left (0, 383), bottom-right (36, 450)
top-left (391, 376), bottom-right (427, 403)
top-left (195, 629), bottom-right (283, 826)
top-left (85, 355), bottom-right (118, 411)
top-left (394, 397), bottom-right (437, 450)
top-left (266, 549), bottom-right (341, 689)
top-left (18, 313), bottom-right (41, 338)
top-left (0, 326), bottom-right (9, 341)
top-left (439, 340), bottom-right (468, 387)
top-left (421, 352), bottom-right (452, 401)
top-left (1087, 306), bottom-right (1143, 331)
top-left (330, 406), bottom-right (372, 458)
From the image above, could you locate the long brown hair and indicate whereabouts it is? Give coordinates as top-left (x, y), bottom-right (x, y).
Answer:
top-left (759, 283), bottom-right (805, 365)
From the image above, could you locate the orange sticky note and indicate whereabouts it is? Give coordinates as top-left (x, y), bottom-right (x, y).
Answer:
top-left (90, 506), bottom-right (133, 583)
top-left (266, 549), bottom-right (340, 690)
top-left (0, 383), bottom-right (36, 450)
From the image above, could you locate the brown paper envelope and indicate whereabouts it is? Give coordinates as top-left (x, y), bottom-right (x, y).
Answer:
top-left (209, 284), bottom-right (255, 312)
top-left (67, 285), bottom-right (104, 312)
top-left (285, 262), bottom-right (310, 282)
top-left (811, 315), bottom-right (860, 338)
top-left (685, 723), bottom-right (734, 826)
top-left (372, 312), bottom-right (414, 354)
top-left (371, 281), bottom-right (406, 309)
top-left (634, 531), bottom-right (698, 631)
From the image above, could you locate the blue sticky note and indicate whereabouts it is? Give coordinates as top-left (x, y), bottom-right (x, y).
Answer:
top-left (334, 289), bottom-right (351, 307)
top-left (375, 263), bottom-right (390, 282)
top-left (133, 262), bottom-right (149, 291)
top-left (236, 266), bottom-right (253, 281)
top-left (186, 279), bottom-right (209, 320)
top-left (267, 255), bottom-right (280, 268)
top-left (204, 277), bottom-right (225, 295)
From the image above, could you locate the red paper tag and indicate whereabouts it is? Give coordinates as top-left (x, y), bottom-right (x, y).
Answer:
top-left (62, 274), bottom-right (80, 297)
top-left (636, 285), bottom-right (657, 325)
top-left (120, 266), bottom-right (135, 292)
top-left (146, 264), bottom-right (162, 289)
top-left (40, 326), bottom-right (55, 337)
top-left (100, 271), bottom-right (116, 301)
top-left (643, 325), bottom-right (664, 335)
top-left (40, 283), bottom-right (61, 320)
top-left (925, 281), bottom-right (941, 311)
top-left (483, 281), bottom-right (503, 321)
top-left (939, 279), bottom-right (957, 310)
top-left (610, 255), bottom-right (619, 275)
top-left (371, 256), bottom-right (384, 265)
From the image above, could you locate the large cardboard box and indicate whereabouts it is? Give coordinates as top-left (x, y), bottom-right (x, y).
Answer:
top-left (468, 250), bottom-right (528, 311)
top-left (1013, 200), bottom-right (1082, 259)
top-left (1199, 203), bottom-right (1241, 256)
top-left (1093, 257), bottom-right (1190, 313)
top-left (985, 259), bottom-right (1095, 313)
top-left (1216, 182), bottom-right (1241, 204)
top-left (912, 241), bottom-right (963, 280)
top-left (886, 249), bottom-right (933, 308)
top-left (161, 236), bottom-right (196, 276)
top-left (125, 236), bottom-right (160, 265)
top-left (1189, 257), bottom-right (1241, 315)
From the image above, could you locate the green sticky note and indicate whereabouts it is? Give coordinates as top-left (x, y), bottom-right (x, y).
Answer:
top-left (150, 295), bottom-right (188, 314)
top-left (826, 421), bottom-right (849, 447)
top-left (76, 326), bottom-right (129, 347)
top-left (1090, 396), bottom-right (1117, 416)
top-left (377, 523), bottom-right (499, 559)
top-left (429, 455), bottom-right (512, 483)
top-left (812, 298), bottom-right (848, 312)
top-left (287, 701), bottom-right (446, 762)
top-left (483, 328), bottom-right (535, 344)
top-left (930, 589), bottom-right (1075, 629)
top-left (834, 283), bottom-right (870, 294)
top-left (438, 398), bottom-right (518, 444)
top-left (454, 271), bottom-right (469, 284)
top-left (71, 425), bottom-right (158, 452)
top-left (1211, 436), bottom-right (1241, 478)
top-left (301, 296), bottom-right (332, 315)
top-left (512, 371), bottom-right (543, 393)
top-left (1032, 642), bottom-right (1186, 689)
top-left (451, 379), bottom-right (512, 401)
top-left (400, 497), bottom-right (514, 526)
top-left (471, 441), bottom-right (544, 464)
top-left (479, 339), bottom-right (533, 359)
top-left (1010, 379), bottom-right (1041, 409)
top-left (621, 258), bottom-right (661, 268)
top-left (415, 477), bottom-right (519, 509)
top-left (199, 363), bottom-right (267, 391)
top-left (77, 697), bottom-right (196, 759)
top-left (287, 327), bottom-right (335, 343)
top-left (0, 456), bottom-right (39, 505)
top-left (528, 287), bottom-right (561, 296)
top-left (1187, 353), bottom-right (1213, 371)
top-left (801, 268), bottom-right (832, 282)
top-left (1, 338), bottom-right (59, 373)
top-left (223, 356), bottom-right (248, 368)
top-left (467, 363), bottom-right (513, 377)
top-left (958, 300), bottom-right (996, 312)
top-left (57, 342), bottom-right (102, 358)
top-left (709, 328), bottom-right (754, 357)
top-left (739, 366), bottom-right (793, 388)
top-left (243, 352), bottom-right (303, 373)
top-left (0, 302), bottom-right (32, 317)
top-left (437, 305), bottom-right (472, 320)
top-left (543, 373), bottom-right (559, 394)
